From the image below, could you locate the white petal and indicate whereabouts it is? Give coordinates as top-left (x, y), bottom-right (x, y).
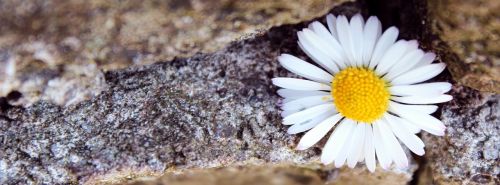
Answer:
top-left (404, 115), bottom-right (446, 136)
top-left (296, 114), bottom-right (343, 150)
top-left (309, 22), bottom-right (347, 68)
top-left (415, 52), bottom-right (436, 67)
top-left (391, 95), bottom-right (453, 104)
top-left (385, 114), bottom-right (425, 155)
top-left (287, 109), bottom-right (337, 134)
top-left (281, 109), bottom-right (295, 117)
top-left (389, 105), bottom-right (446, 136)
top-left (298, 32), bottom-right (340, 73)
top-left (375, 40), bottom-right (408, 75)
top-left (282, 95), bottom-right (333, 111)
top-left (378, 119), bottom-right (409, 168)
top-left (369, 27), bottom-right (399, 69)
top-left (336, 15), bottom-right (356, 66)
top-left (390, 63), bottom-right (446, 85)
top-left (334, 119), bottom-right (357, 168)
top-left (347, 123), bottom-right (366, 168)
top-left (321, 118), bottom-right (355, 164)
top-left (389, 82), bottom-right (452, 97)
top-left (357, 136), bottom-right (366, 163)
top-left (394, 116), bottom-right (422, 134)
top-left (364, 125), bottom-right (376, 172)
top-left (282, 98), bottom-right (294, 104)
top-left (278, 54), bottom-right (333, 83)
top-left (326, 14), bottom-right (339, 40)
top-left (405, 40), bottom-right (419, 52)
top-left (284, 104), bottom-right (335, 125)
top-left (277, 89), bottom-right (330, 99)
top-left (302, 29), bottom-right (346, 69)
top-left (362, 16), bottom-right (382, 66)
top-left (280, 102), bottom-right (332, 118)
top-left (272, 78), bottom-right (330, 91)
top-left (373, 122), bottom-right (392, 169)
top-left (389, 101), bottom-right (438, 114)
top-left (385, 49), bottom-right (425, 80)
top-left (350, 14), bottom-right (364, 66)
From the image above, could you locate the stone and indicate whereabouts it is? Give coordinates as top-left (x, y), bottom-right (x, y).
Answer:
top-left (427, 0), bottom-right (500, 93)
top-left (0, 0), bottom-right (349, 107)
top-left (421, 86), bottom-right (499, 185)
top-left (0, 2), bottom-right (419, 184)
top-left (120, 165), bottom-right (415, 185)
top-left (1, 0), bottom-right (499, 184)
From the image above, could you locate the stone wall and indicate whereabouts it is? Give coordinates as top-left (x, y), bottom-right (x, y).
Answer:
top-left (0, 0), bottom-right (498, 185)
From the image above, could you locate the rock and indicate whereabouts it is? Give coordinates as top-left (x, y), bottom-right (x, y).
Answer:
top-left (120, 165), bottom-right (415, 185)
top-left (0, 0), bottom-right (348, 107)
top-left (421, 87), bottom-right (499, 185)
top-left (0, 2), bottom-right (419, 184)
top-left (1, 0), bottom-right (499, 184)
top-left (427, 0), bottom-right (500, 93)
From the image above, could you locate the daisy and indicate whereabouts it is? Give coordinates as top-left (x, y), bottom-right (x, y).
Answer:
top-left (272, 14), bottom-right (452, 172)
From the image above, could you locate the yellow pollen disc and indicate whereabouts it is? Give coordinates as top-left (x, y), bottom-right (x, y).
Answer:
top-left (332, 67), bottom-right (390, 123)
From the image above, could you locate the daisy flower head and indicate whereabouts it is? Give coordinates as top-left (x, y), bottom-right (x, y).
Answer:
top-left (273, 14), bottom-right (452, 172)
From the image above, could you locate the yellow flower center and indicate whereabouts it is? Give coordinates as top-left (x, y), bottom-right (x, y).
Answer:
top-left (331, 67), bottom-right (390, 123)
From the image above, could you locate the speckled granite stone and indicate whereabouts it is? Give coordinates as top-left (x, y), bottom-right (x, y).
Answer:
top-left (422, 87), bottom-right (499, 185)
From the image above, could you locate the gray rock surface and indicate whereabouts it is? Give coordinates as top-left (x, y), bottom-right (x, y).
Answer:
top-left (422, 87), bottom-right (499, 185)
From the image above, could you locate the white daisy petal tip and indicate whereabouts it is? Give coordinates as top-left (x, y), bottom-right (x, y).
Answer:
top-left (273, 14), bottom-right (452, 173)
top-left (326, 13), bottom-right (335, 19)
top-left (440, 83), bottom-right (453, 93)
top-left (435, 128), bottom-right (446, 136)
top-left (380, 163), bottom-right (391, 170)
top-left (367, 165), bottom-right (376, 173)
top-left (415, 149), bottom-right (425, 156)
top-left (420, 52), bottom-right (437, 66)
top-left (397, 162), bottom-right (409, 169)
top-left (407, 40), bottom-right (419, 49)
top-left (320, 159), bottom-right (329, 165)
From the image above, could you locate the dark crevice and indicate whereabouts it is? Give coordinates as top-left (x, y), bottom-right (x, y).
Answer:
top-left (6, 90), bottom-right (22, 102)
top-left (0, 97), bottom-right (12, 112)
top-left (411, 153), bottom-right (429, 185)
top-left (360, 0), bottom-right (403, 29)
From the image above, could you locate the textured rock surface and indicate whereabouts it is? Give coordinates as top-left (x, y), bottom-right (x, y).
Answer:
top-left (0, 0), bottom-right (348, 107)
top-left (1, 0), bottom-right (499, 185)
top-left (0, 3), bottom-right (419, 185)
top-left (422, 87), bottom-right (499, 185)
top-left (428, 0), bottom-right (500, 93)
top-left (122, 165), bottom-right (414, 185)
top-left (124, 166), bottom-right (326, 185)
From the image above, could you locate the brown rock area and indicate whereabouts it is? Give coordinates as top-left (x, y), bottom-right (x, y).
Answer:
top-left (124, 166), bottom-right (326, 185)
top-left (119, 165), bottom-right (414, 185)
top-left (428, 0), bottom-right (500, 93)
top-left (0, 0), bottom-right (348, 106)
